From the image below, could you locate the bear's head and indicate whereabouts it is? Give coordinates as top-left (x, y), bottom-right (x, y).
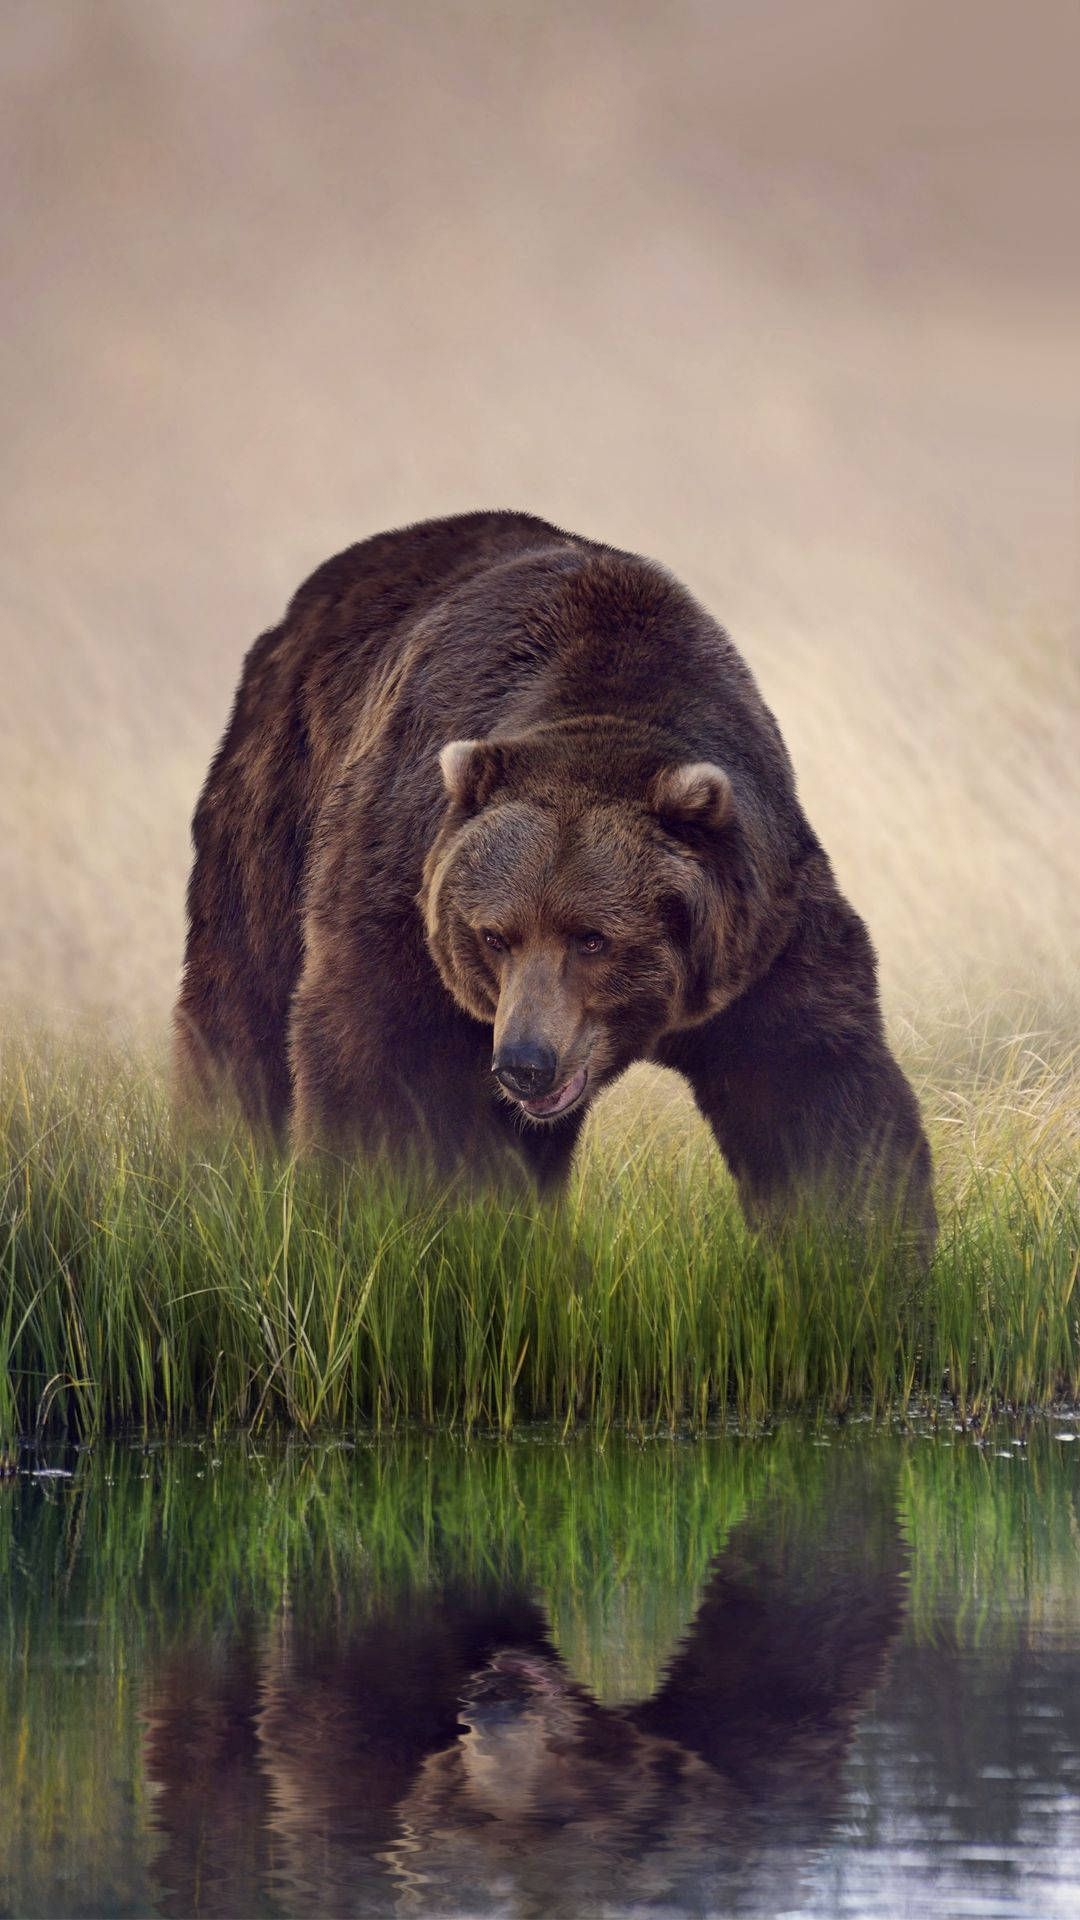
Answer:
top-left (420, 717), bottom-right (779, 1124)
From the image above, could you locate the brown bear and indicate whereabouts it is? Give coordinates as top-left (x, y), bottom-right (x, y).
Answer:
top-left (175, 509), bottom-right (934, 1243)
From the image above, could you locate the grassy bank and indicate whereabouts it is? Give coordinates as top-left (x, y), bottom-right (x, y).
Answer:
top-left (1, 1014), bottom-right (1077, 1434)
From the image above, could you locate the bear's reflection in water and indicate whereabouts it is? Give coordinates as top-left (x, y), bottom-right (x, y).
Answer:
top-left (144, 1457), bottom-right (905, 1916)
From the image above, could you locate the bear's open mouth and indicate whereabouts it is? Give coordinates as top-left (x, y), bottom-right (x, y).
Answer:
top-left (520, 1067), bottom-right (588, 1119)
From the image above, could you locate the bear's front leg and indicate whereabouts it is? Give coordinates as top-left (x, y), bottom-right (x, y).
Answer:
top-left (657, 907), bottom-right (936, 1253)
top-left (289, 960), bottom-right (504, 1180)
top-left (289, 931), bottom-right (574, 1194)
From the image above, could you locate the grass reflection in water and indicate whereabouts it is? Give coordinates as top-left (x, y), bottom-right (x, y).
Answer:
top-left (1, 1425), bottom-right (1079, 1915)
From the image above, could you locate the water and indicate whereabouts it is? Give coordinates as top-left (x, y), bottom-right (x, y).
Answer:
top-left (2, 1422), bottom-right (1079, 1918)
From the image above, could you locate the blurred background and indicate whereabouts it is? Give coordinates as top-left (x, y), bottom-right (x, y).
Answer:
top-left (2, 0), bottom-right (1076, 1038)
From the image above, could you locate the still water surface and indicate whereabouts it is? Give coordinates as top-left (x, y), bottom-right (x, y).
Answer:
top-left (2, 1423), bottom-right (1079, 1918)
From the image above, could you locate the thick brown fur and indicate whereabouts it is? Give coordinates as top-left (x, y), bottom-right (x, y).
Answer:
top-left (176, 510), bottom-right (935, 1243)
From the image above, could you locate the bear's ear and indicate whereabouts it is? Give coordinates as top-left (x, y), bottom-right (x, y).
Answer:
top-left (649, 761), bottom-right (734, 835)
top-left (438, 737), bottom-right (503, 814)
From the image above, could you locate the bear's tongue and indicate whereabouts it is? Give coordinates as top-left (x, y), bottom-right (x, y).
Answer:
top-left (522, 1068), bottom-right (587, 1118)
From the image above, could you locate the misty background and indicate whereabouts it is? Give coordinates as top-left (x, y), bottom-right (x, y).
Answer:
top-left (3, 0), bottom-right (1076, 1038)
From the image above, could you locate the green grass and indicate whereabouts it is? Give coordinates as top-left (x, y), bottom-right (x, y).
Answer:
top-left (0, 1014), bottom-right (1077, 1435)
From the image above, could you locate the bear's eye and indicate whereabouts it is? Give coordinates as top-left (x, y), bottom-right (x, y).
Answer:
top-left (574, 931), bottom-right (606, 956)
top-left (481, 928), bottom-right (508, 954)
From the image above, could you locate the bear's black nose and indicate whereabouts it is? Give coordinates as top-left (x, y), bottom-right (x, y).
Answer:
top-left (492, 1041), bottom-right (558, 1099)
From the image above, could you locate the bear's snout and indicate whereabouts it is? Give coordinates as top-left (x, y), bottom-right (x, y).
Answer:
top-left (492, 1040), bottom-right (558, 1100)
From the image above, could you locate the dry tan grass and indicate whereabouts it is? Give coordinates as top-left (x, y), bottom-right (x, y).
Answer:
top-left (2, 1), bottom-right (1076, 1047)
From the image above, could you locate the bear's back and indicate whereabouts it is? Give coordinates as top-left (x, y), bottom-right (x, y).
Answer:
top-left (288, 509), bottom-right (589, 652)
